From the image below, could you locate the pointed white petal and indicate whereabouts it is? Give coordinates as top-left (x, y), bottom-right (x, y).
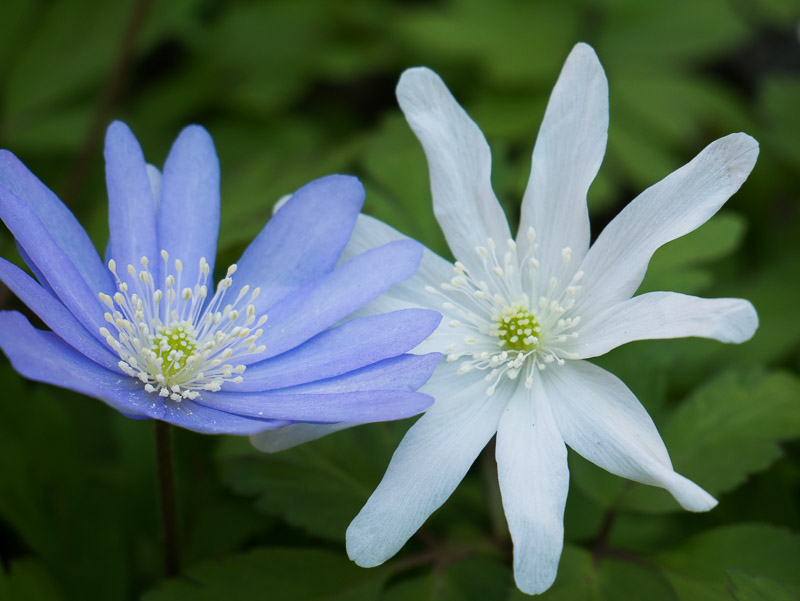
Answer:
top-left (545, 361), bottom-right (717, 512)
top-left (576, 133), bottom-right (758, 316)
top-left (397, 67), bottom-right (512, 273)
top-left (346, 366), bottom-right (509, 566)
top-left (569, 292), bottom-right (758, 358)
top-left (338, 215), bottom-right (486, 350)
top-left (517, 43), bottom-right (607, 289)
top-left (496, 375), bottom-right (569, 595)
top-left (250, 422), bottom-right (356, 452)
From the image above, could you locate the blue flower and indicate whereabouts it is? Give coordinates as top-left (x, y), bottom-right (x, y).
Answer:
top-left (0, 121), bottom-right (441, 435)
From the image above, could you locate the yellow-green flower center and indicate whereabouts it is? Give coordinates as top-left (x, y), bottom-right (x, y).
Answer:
top-left (495, 306), bottom-right (539, 351)
top-left (151, 323), bottom-right (198, 378)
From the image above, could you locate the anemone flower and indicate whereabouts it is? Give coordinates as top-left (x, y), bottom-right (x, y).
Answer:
top-left (253, 43), bottom-right (759, 594)
top-left (0, 121), bottom-right (441, 436)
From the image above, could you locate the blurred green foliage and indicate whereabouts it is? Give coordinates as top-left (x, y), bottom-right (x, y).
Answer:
top-left (0, 0), bottom-right (799, 599)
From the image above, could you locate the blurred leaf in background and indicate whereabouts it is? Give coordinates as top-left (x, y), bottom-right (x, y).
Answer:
top-left (0, 0), bottom-right (798, 599)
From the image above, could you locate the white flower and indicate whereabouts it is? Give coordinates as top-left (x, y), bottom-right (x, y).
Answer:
top-left (252, 43), bottom-right (759, 594)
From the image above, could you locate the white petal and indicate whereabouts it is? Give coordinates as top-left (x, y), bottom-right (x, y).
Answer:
top-left (517, 43), bottom-right (607, 289)
top-left (544, 361), bottom-right (717, 512)
top-left (338, 215), bottom-right (488, 355)
top-left (496, 375), bottom-right (568, 595)
top-left (338, 214), bottom-right (457, 315)
top-left (342, 214), bottom-right (454, 294)
top-left (346, 366), bottom-right (510, 567)
top-left (569, 292), bottom-right (758, 359)
top-left (338, 214), bottom-right (408, 261)
top-left (397, 67), bottom-right (512, 274)
top-left (250, 422), bottom-right (356, 453)
top-left (576, 133), bottom-right (758, 316)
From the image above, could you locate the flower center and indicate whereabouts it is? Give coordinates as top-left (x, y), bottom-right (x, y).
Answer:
top-left (494, 305), bottom-right (539, 351)
top-left (98, 251), bottom-right (268, 401)
top-left (151, 322), bottom-right (198, 377)
top-left (424, 231), bottom-right (584, 396)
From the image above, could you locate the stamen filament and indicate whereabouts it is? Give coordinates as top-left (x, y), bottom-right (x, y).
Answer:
top-left (429, 235), bottom-right (585, 395)
top-left (99, 253), bottom-right (268, 400)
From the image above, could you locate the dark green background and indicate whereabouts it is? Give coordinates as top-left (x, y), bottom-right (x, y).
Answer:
top-left (0, 0), bottom-right (799, 599)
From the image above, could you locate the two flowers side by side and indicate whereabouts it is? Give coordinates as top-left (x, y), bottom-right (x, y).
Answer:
top-left (0, 42), bottom-right (758, 596)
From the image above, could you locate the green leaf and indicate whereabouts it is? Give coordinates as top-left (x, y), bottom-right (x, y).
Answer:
top-left (507, 546), bottom-right (676, 601)
top-left (1, 0), bottom-right (200, 149)
top-left (200, 1), bottom-right (345, 114)
top-left (0, 368), bottom-right (266, 599)
top-left (384, 555), bottom-right (511, 601)
top-left (622, 369), bottom-right (800, 513)
top-left (638, 212), bottom-right (746, 295)
top-left (219, 423), bottom-right (494, 549)
top-left (727, 569), bottom-right (799, 601)
top-left (665, 369), bottom-right (800, 485)
top-left (0, 367), bottom-right (139, 601)
top-left (508, 546), bottom-right (594, 601)
top-left (3, 0), bottom-right (128, 118)
top-left (611, 76), bottom-right (752, 148)
top-left (0, 0), bottom-right (39, 83)
top-left (360, 114), bottom-right (450, 257)
top-left (598, 0), bottom-right (749, 70)
top-left (760, 77), bottom-right (800, 170)
top-left (382, 575), bottom-right (431, 601)
top-left (656, 524), bottom-right (800, 597)
top-left (605, 119), bottom-right (685, 191)
top-left (218, 421), bottom-right (409, 541)
top-left (398, 0), bottom-right (579, 86)
top-left (0, 558), bottom-right (64, 601)
top-left (142, 548), bottom-right (388, 601)
top-left (170, 429), bottom-right (274, 567)
top-left (749, 0), bottom-right (800, 24)
top-left (573, 368), bottom-right (800, 514)
top-left (646, 252), bottom-right (800, 390)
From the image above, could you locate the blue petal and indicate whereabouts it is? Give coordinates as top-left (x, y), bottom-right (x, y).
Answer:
top-left (16, 242), bottom-right (56, 296)
top-left (232, 174), bottom-right (365, 311)
top-left (157, 125), bottom-right (220, 287)
top-left (231, 308), bottom-right (441, 391)
top-left (105, 121), bottom-right (158, 282)
top-left (195, 388), bottom-right (433, 423)
top-left (270, 353), bottom-right (442, 394)
top-left (0, 310), bottom-right (286, 435)
top-left (162, 400), bottom-right (288, 435)
top-left (0, 258), bottom-right (121, 371)
top-left (0, 150), bottom-right (112, 294)
top-left (0, 187), bottom-right (107, 338)
top-left (252, 239), bottom-right (424, 361)
top-left (0, 311), bottom-right (163, 419)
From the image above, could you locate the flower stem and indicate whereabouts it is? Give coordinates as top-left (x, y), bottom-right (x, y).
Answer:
top-left (155, 420), bottom-right (181, 578)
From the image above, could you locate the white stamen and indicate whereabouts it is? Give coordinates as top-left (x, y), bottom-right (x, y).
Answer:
top-left (98, 253), bottom-right (267, 401)
top-left (425, 231), bottom-right (585, 390)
